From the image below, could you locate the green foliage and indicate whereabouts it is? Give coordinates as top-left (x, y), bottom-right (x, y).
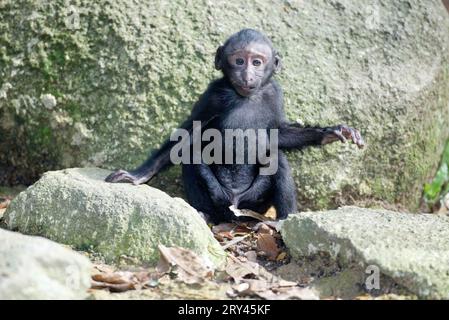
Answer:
top-left (424, 141), bottom-right (449, 205)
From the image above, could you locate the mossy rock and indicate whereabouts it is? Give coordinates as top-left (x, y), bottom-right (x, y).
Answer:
top-left (0, 228), bottom-right (92, 300)
top-left (3, 168), bottom-right (226, 267)
top-left (281, 207), bottom-right (449, 299)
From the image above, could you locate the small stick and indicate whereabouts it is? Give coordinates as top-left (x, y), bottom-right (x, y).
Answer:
top-left (221, 235), bottom-right (250, 250)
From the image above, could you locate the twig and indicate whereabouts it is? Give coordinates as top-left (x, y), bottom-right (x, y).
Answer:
top-left (221, 235), bottom-right (250, 250)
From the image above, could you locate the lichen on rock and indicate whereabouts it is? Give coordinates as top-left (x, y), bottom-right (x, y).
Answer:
top-left (281, 207), bottom-right (449, 299)
top-left (3, 167), bottom-right (226, 267)
top-left (0, 228), bottom-right (92, 300)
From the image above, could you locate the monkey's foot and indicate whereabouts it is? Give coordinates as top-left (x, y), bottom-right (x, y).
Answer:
top-left (104, 169), bottom-right (149, 185)
top-left (325, 125), bottom-right (365, 149)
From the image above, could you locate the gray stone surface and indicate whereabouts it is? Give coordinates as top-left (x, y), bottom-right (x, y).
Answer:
top-left (3, 168), bottom-right (226, 267)
top-left (281, 207), bottom-right (449, 299)
top-left (0, 228), bottom-right (92, 300)
top-left (1, 1), bottom-right (448, 211)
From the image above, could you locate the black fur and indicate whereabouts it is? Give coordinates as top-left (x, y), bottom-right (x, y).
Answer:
top-left (105, 29), bottom-right (364, 223)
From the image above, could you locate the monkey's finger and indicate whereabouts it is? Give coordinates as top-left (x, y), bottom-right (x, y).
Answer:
top-left (357, 136), bottom-right (366, 149)
top-left (105, 170), bottom-right (134, 183)
top-left (350, 129), bottom-right (358, 145)
top-left (106, 175), bottom-right (125, 183)
top-left (353, 130), bottom-right (363, 145)
top-left (333, 131), bottom-right (347, 143)
top-left (347, 129), bottom-right (355, 143)
top-left (121, 172), bottom-right (146, 183)
top-left (353, 131), bottom-right (365, 149)
top-left (105, 171), bottom-right (124, 182)
top-left (344, 128), bottom-right (365, 149)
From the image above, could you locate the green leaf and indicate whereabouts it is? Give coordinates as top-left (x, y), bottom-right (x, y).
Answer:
top-left (424, 140), bottom-right (449, 204)
top-left (424, 163), bottom-right (448, 202)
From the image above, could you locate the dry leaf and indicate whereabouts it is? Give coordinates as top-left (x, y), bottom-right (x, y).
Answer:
top-left (277, 279), bottom-right (298, 287)
top-left (134, 271), bottom-right (151, 283)
top-left (276, 252), bottom-right (287, 261)
top-left (0, 199), bottom-right (10, 209)
top-left (158, 274), bottom-right (171, 285)
top-left (226, 276), bottom-right (307, 299)
top-left (233, 282), bottom-right (250, 294)
top-left (438, 193), bottom-right (449, 214)
top-left (225, 256), bottom-right (260, 281)
top-left (226, 288), bottom-right (238, 298)
top-left (225, 260), bottom-right (255, 281)
top-left (244, 250), bottom-right (258, 262)
top-left (256, 233), bottom-right (280, 261)
top-left (229, 205), bottom-right (272, 222)
top-left (230, 224), bottom-right (254, 237)
top-left (90, 267), bottom-right (145, 293)
top-left (226, 254), bottom-right (274, 280)
top-left (245, 279), bottom-right (271, 292)
top-left (212, 223), bottom-right (235, 234)
top-left (264, 206), bottom-right (277, 220)
top-left (92, 271), bottom-right (135, 284)
top-left (256, 287), bottom-right (319, 300)
top-left (91, 280), bottom-right (136, 292)
top-left (218, 231), bottom-right (234, 241)
top-left (158, 245), bottom-right (214, 284)
top-left (256, 223), bottom-right (273, 234)
top-left (93, 264), bottom-right (115, 274)
top-left (212, 223), bottom-right (236, 241)
top-left (91, 264), bottom-right (155, 293)
top-left (156, 254), bottom-right (171, 274)
top-left (0, 199), bottom-right (10, 218)
top-left (212, 222), bottom-right (253, 241)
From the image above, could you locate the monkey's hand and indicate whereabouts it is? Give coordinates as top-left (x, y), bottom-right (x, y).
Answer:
top-left (104, 169), bottom-right (152, 185)
top-left (322, 125), bottom-right (365, 149)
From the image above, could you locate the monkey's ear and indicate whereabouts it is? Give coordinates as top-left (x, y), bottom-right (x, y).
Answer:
top-left (215, 46), bottom-right (224, 70)
top-left (274, 51), bottom-right (282, 74)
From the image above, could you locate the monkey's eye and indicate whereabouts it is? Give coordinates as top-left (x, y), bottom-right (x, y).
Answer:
top-left (252, 59), bottom-right (262, 67)
top-left (236, 58), bottom-right (245, 65)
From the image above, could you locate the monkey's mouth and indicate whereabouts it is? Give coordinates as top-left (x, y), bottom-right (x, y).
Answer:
top-left (236, 85), bottom-right (256, 96)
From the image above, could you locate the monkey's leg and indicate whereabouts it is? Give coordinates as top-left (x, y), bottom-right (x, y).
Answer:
top-left (271, 152), bottom-right (297, 220)
top-left (233, 174), bottom-right (273, 209)
top-left (182, 164), bottom-right (227, 224)
top-left (194, 163), bottom-right (234, 208)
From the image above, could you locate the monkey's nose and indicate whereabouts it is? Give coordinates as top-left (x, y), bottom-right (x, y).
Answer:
top-left (242, 72), bottom-right (254, 85)
top-left (242, 78), bottom-right (254, 87)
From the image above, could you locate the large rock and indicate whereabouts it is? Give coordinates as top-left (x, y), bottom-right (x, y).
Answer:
top-left (0, 228), bottom-right (92, 300)
top-left (3, 168), bottom-right (226, 267)
top-left (1, 1), bottom-right (449, 210)
top-left (281, 207), bottom-right (449, 299)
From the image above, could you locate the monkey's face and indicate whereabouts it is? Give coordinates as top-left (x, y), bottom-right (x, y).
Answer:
top-left (225, 43), bottom-right (273, 97)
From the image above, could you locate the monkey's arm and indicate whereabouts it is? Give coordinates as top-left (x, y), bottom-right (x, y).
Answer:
top-left (105, 94), bottom-right (217, 184)
top-left (278, 123), bottom-right (365, 150)
top-left (105, 117), bottom-right (193, 184)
